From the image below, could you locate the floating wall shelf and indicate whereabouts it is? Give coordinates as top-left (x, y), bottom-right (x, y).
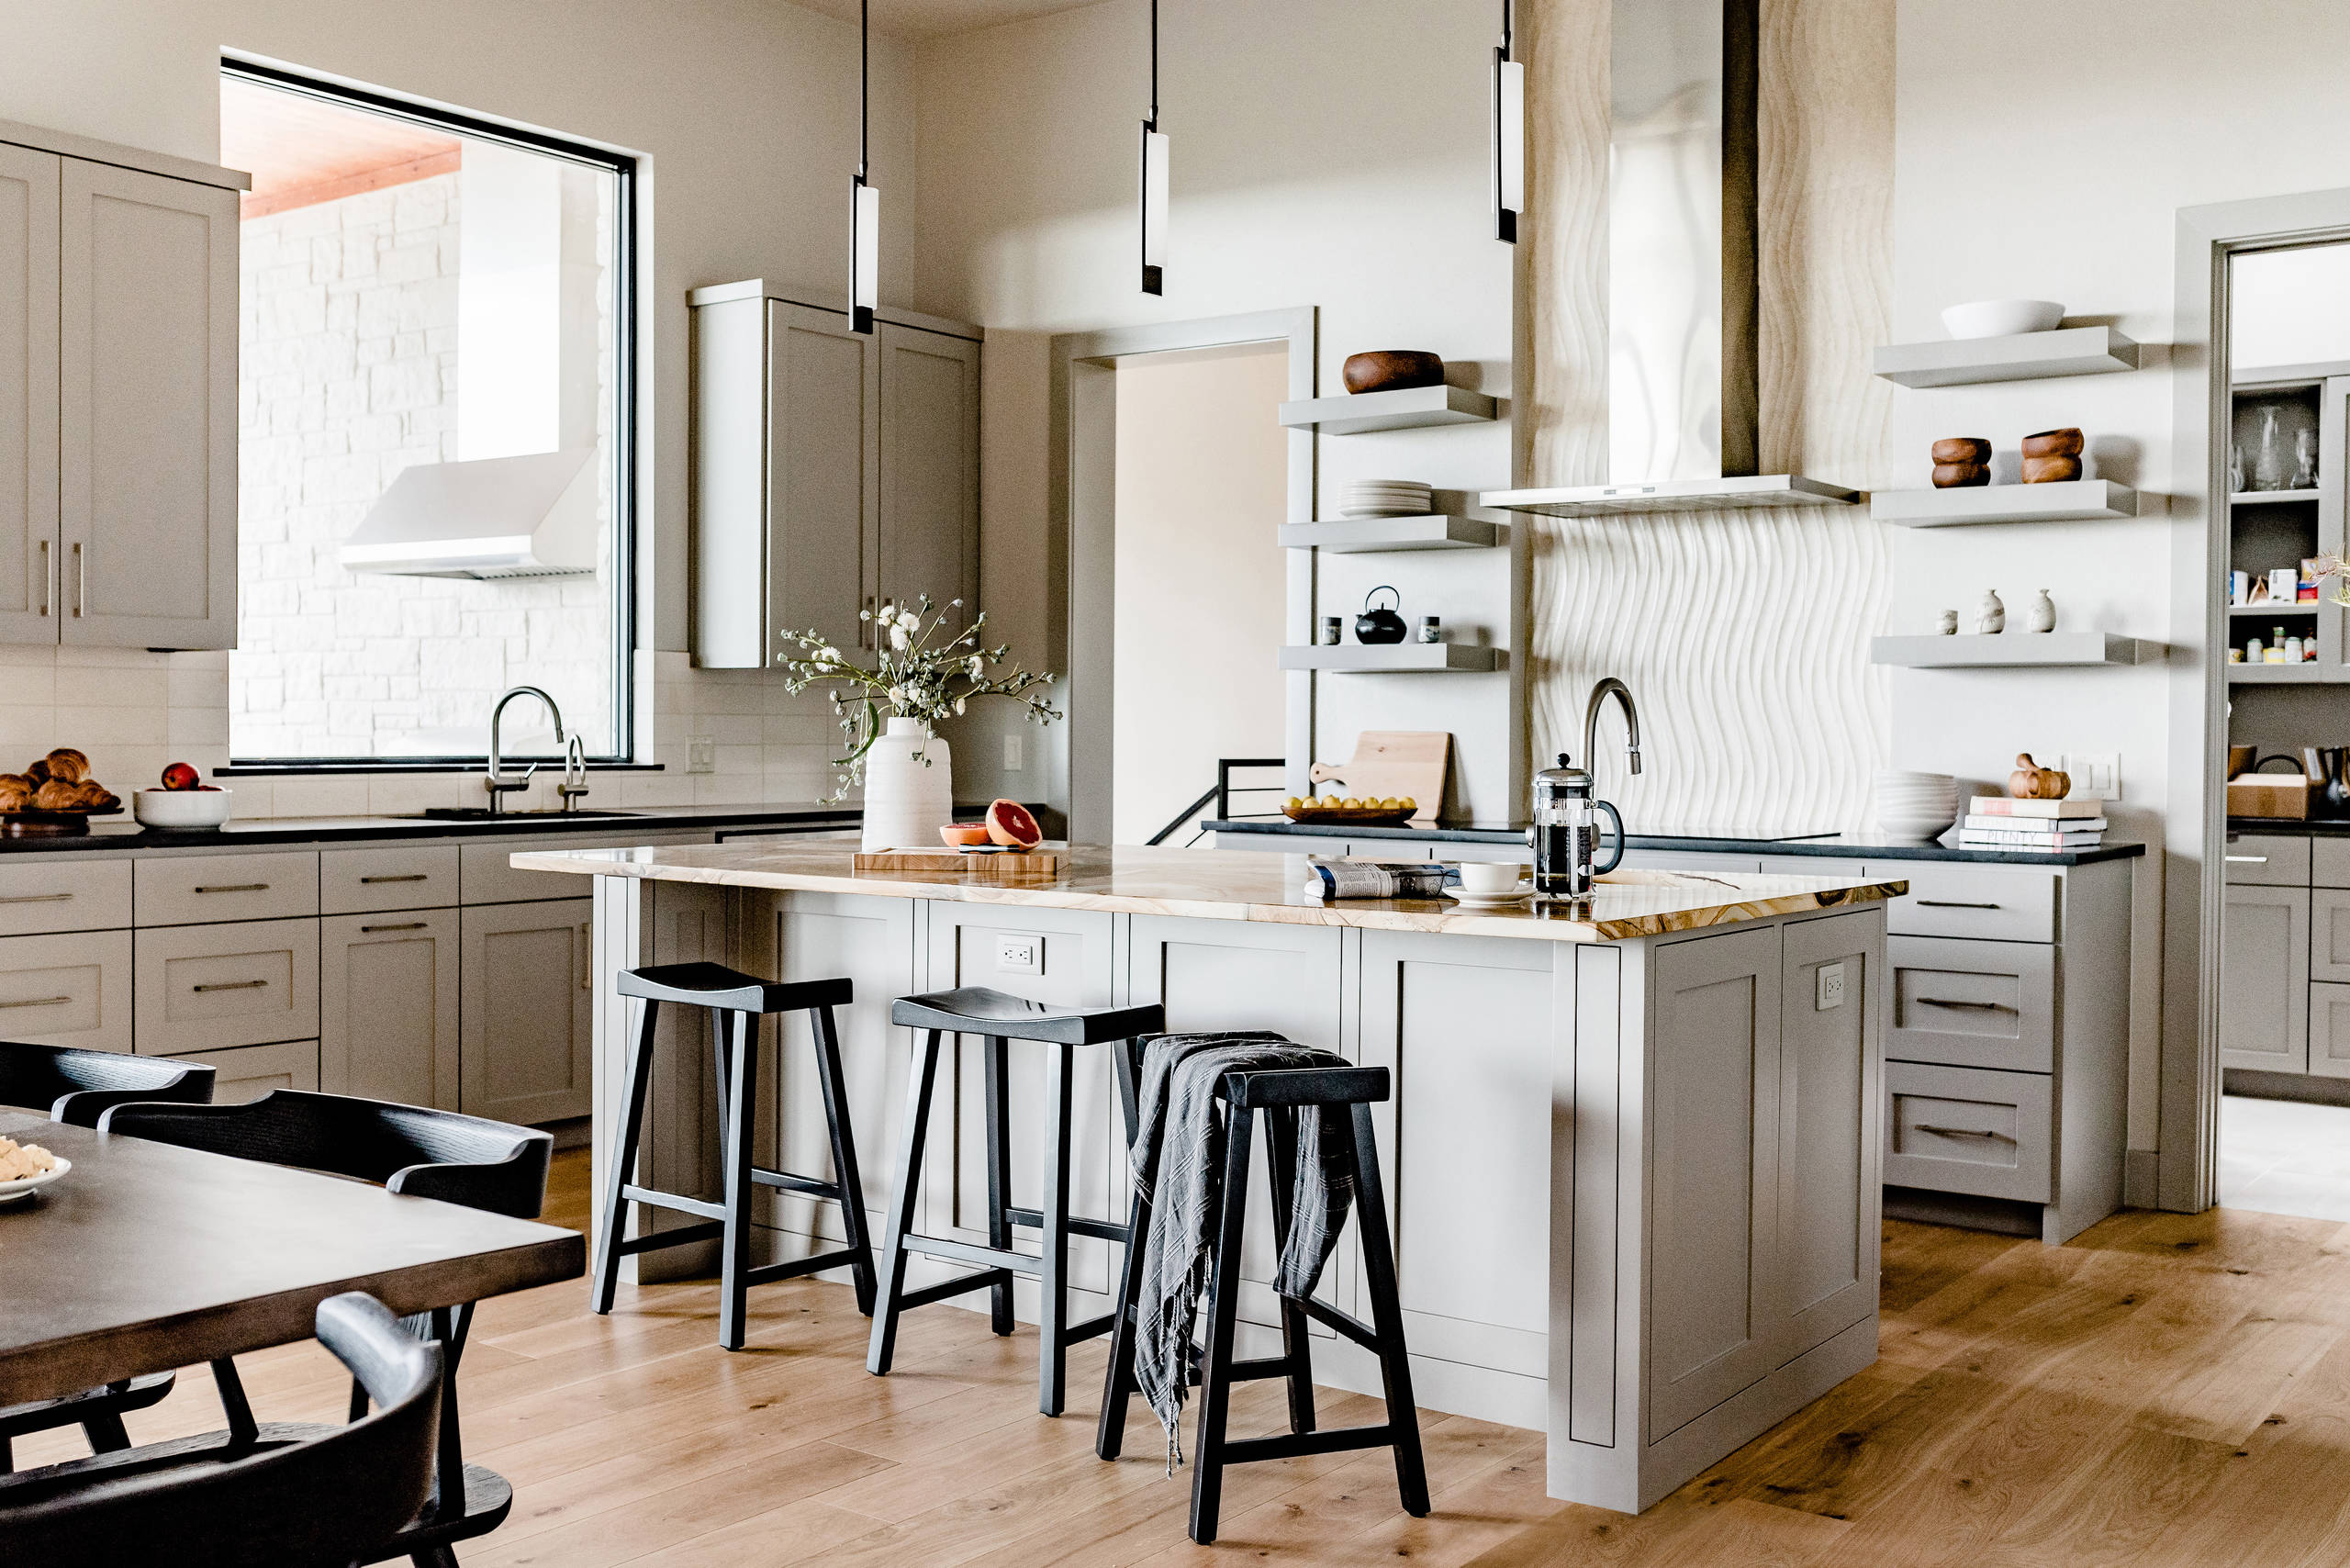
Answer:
top-left (1279, 515), bottom-right (1499, 553)
top-left (1278, 644), bottom-right (1501, 674)
top-left (1871, 633), bottom-right (2152, 668)
top-left (1480, 474), bottom-right (1861, 517)
top-left (1871, 479), bottom-right (2140, 527)
top-left (1872, 325), bottom-right (2141, 388)
top-left (2229, 662), bottom-right (2326, 684)
top-left (1276, 385), bottom-right (1497, 436)
top-left (2230, 488), bottom-right (2321, 505)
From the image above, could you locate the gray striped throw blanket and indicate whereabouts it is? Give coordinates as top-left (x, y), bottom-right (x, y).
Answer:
top-left (1129, 1032), bottom-right (1355, 1469)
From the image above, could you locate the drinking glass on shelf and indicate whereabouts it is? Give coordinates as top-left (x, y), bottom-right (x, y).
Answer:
top-left (2295, 428), bottom-right (2320, 489)
top-left (2255, 406), bottom-right (2288, 491)
top-left (2231, 442), bottom-right (2247, 494)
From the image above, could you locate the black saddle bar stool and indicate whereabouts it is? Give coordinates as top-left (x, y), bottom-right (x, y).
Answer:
top-left (593, 961), bottom-right (877, 1351)
top-left (1096, 1062), bottom-right (1428, 1545)
top-left (867, 986), bottom-right (1165, 1416)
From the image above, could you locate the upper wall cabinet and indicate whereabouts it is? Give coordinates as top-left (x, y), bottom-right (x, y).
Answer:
top-left (0, 121), bottom-right (243, 652)
top-left (691, 279), bottom-right (980, 669)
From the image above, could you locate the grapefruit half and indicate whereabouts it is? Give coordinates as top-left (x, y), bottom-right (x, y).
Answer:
top-left (985, 798), bottom-right (1043, 848)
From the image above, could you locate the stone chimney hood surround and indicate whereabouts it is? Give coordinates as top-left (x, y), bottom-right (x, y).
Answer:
top-left (1482, 0), bottom-right (1859, 517)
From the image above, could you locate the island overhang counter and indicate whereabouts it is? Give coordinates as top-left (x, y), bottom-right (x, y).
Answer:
top-left (516, 839), bottom-right (1906, 1514)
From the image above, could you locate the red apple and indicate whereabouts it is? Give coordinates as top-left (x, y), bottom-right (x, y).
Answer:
top-left (161, 762), bottom-right (199, 791)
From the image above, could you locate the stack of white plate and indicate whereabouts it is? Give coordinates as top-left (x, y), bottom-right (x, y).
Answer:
top-left (1874, 769), bottom-right (1959, 841)
top-left (1338, 479), bottom-right (1433, 519)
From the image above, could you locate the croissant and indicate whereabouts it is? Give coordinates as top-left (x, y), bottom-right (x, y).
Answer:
top-left (0, 778), bottom-right (28, 812)
top-left (75, 781), bottom-right (117, 810)
top-left (25, 758), bottom-right (50, 785)
top-left (42, 748), bottom-right (88, 785)
top-left (32, 778), bottom-right (80, 811)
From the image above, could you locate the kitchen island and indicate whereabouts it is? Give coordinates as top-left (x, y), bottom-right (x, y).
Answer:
top-left (517, 839), bottom-right (1905, 1513)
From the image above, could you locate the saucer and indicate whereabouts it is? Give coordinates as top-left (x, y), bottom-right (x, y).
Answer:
top-left (1445, 889), bottom-right (1532, 909)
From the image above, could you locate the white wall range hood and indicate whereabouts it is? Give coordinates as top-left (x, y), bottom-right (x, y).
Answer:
top-left (340, 449), bottom-right (599, 579)
top-left (1482, 0), bottom-right (1859, 518)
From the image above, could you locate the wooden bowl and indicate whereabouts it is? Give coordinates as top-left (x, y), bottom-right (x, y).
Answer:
top-left (1283, 802), bottom-right (1416, 828)
top-left (1931, 463), bottom-right (1990, 487)
top-left (0, 804), bottom-right (123, 837)
top-left (1342, 351), bottom-right (1444, 396)
top-left (2020, 454), bottom-right (2082, 484)
top-left (1930, 437), bottom-right (1990, 465)
top-left (2020, 427), bottom-right (2083, 459)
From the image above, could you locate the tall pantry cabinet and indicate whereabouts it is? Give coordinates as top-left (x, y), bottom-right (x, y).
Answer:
top-left (0, 121), bottom-right (241, 650)
top-left (690, 280), bottom-right (980, 667)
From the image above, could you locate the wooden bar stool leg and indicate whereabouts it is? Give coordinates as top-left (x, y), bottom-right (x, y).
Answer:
top-left (868, 1027), bottom-right (945, 1376)
top-left (717, 1010), bottom-right (761, 1352)
top-left (1188, 1102), bottom-right (1256, 1545)
top-left (811, 1003), bottom-right (878, 1316)
top-left (982, 1033), bottom-right (1014, 1337)
top-left (1038, 1039), bottom-right (1076, 1416)
top-left (1094, 1184), bottom-right (1150, 1460)
top-left (1262, 1110), bottom-right (1317, 1436)
top-left (1349, 1103), bottom-right (1428, 1517)
top-left (590, 996), bottom-right (659, 1315)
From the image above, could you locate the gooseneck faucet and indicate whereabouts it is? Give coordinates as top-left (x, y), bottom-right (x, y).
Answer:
top-left (486, 685), bottom-right (566, 815)
top-left (1582, 677), bottom-right (1643, 783)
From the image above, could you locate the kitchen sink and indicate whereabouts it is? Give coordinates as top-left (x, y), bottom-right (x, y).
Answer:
top-left (395, 807), bottom-right (644, 822)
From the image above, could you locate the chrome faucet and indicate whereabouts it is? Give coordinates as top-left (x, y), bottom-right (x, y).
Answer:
top-left (485, 685), bottom-right (565, 815)
top-left (1582, 677), bottom-right (1643, 784)
top-left (557, 734), bottom-right (592, 812)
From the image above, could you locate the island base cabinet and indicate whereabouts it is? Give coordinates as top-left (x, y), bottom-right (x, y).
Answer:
top-left (322, 910), bottom-right (460, 1111)
top-left (462, 898), bottom-right (593, 1125)
top-left (164, 1038), bottom-right (319, 1103)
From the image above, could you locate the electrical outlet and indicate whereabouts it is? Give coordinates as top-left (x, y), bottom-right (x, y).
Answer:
top-left (995, 933), bottom-right (1043, 975)
top-left (1816, 962), bottom-right (1846, 1012)
top-left (687, 737), bottom-right (716, 774)
top-left (1002, 733), bottom-right (1024, 771)
top-left (2059, 753), bottom-right (2121, 801)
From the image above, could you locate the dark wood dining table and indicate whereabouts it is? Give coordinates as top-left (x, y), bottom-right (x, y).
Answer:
top-left (0, 1107), bottom-right (585, 1408)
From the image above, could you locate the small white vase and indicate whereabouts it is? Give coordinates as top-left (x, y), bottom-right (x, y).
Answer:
top-left (861, 716), bottom-right (954, 851)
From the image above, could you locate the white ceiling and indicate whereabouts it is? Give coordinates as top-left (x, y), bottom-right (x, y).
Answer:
top-left (787, 0), bottom-right (1104, 39)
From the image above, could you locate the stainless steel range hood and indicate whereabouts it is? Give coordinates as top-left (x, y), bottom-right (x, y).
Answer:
top-left (1483, 0), bottom-right (1858, 518)
top-left (340, 449), bottom-right (599, 580)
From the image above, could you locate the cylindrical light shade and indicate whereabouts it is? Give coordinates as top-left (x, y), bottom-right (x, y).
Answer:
top-left (1494, 50), bottom-right (1524, 242)
top-left (1140, 123), bottom-right (1169, 295)
top-left (852, 176), bottom-right (879, 333)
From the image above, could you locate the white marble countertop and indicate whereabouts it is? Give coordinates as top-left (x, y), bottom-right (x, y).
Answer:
top-left (511, 841), bottom-right (1908, 944)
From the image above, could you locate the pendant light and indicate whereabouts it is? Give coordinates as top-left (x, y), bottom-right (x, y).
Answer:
top-left (851, 0), bottom-right (878, 333)
top-left (1139, 0), bottom-right (1168, 295)
top-left (1493, 0), bottom-right (1523, 243)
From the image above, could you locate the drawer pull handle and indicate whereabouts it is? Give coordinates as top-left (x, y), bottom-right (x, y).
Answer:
top-left (2225, 856), bottom-right (2268, 864)
top-left (0, 892), bottom-right (73, 904)
top-left (196, 883), bottom-right (270, 895)
top-left (0, 994), bottom-right (71, 1009)
top-left (360, 874), bottom-right (430, 884)
top-left (1916, 899), bottom-right (2000, 910)
top-left (193, 979), bottom-right (269, 993)
top-left (1915, 1124), bottom-right (2012, 1140)
top-left (1918, 997), bottom-right (2014, 1013)
top-left (360, 922), bottom-right (428, 934)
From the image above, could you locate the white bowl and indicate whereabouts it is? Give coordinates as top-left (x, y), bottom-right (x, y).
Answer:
top-left (1873, 769), bottom-right (1956, 840)
top-left (133, 788), bottom-right (233, 830)
top-left (0, 1153), bottom-right (69, 1205)
top-left (1940, 299), bottom-right (2065, 340)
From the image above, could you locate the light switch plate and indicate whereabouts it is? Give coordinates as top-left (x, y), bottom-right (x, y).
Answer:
top-left (1816, 962), bottom-right (1846, 1011)
top-left (1003, 734), bottom-right (1024, 771)
top-left (2059, 752), bottom-right (2120, 801)
top-left (995, 933), bottom-right (1043, 974)
top-left (687, 738), bottom-right (716, 774)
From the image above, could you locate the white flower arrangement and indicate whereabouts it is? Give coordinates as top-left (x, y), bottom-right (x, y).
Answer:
top-left (778, 596), bottom-right (1060, 801)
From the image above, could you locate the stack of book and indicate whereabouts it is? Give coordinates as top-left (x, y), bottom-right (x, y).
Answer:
top-left (1959, 797), bottom-right (2107, 852)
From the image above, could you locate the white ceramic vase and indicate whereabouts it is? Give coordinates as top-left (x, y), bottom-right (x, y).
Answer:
top-left (861, 716), bottom-right (954, 851)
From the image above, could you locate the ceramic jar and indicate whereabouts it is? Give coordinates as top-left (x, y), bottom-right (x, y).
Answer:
top-left (861, 716), bottom-right (955, 851)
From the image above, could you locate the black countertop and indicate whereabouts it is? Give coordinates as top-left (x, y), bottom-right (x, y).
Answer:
top-left (0, 802), bottom-right (860, 854)
top-left (1202, 818), bottom-right (2147, 868)
top-left (2229, 817), bottom-right (2350, 836)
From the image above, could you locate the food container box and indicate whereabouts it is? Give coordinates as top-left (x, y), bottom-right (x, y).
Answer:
top-left (2227, 772), bottom-right (2311, 820)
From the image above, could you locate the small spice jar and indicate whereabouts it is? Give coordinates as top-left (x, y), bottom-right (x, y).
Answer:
top-left (1318, 615), bottom-right (1343, 646)
top-left (1416, 615), bottom-right (1443, 644)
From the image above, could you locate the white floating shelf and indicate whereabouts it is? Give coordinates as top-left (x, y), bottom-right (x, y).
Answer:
top-left (1871, 633), bottom-right (2152, 668)
top-left (1278, 515), bottom-right (1499, 553)
top-left (1276, 385), bottom-right (1497, 436)
top-left (2230, 488), bottom-right (2321, 505)
top-left (1871, 479), bottom-right (2139, 526)
top-left (2228, 599), bottom-right (2322, 615)
top-left (1480, 474), bottom-right (1861, 517)
top-left (2229, 662), bottom-right (2327, 683)
top-left (1278, 644), bottom-right (1501, 673)
top-left (1872, 325), bottom-right (2141, 388)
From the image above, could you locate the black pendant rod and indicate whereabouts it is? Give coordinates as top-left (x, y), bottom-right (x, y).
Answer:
top-left (1501, 0), bottom-right (1513, 60)
top-left (1148, 0), bottom-right (1159, 129)
top-left (859, 0), bottom-right (870, 178)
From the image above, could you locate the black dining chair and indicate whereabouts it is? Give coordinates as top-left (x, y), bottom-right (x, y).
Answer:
top-left (100, 1091), bottom-right (553, 1567)
top-left (0, 1041), bottom-right (217, 1474)
top-left (0, 1292), bottom-right (442, 1568)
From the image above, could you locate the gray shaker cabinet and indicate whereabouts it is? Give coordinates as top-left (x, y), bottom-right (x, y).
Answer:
top-left (2221, 884), bottom-right (2311, 1075)
top-left (0, 141), bottom-right (57, 644)
top-left (461, 897), bottom-right (596, 1125)
top-left (877, 321), bottom-right (979, 620)
top-left (322, 908), bottom-right (461, 1111)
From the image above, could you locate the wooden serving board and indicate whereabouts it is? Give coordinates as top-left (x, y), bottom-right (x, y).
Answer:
top-left (1307, 732), bottom-right (1449, 823)
top-left (854, 848), bottom-right (1067, 876)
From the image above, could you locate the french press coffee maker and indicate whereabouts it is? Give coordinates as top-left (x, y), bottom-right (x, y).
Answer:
top-left (1529, 753), bottom-right (1624, 901)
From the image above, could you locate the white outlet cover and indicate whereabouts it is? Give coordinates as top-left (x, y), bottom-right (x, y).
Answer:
top-left (687, 738), bottom-right (717, 774)
top-left (995, 933), bottom-right (1042, 974)
top-left (1816, 962), bottom-right (1846, 1011)
top-left (2058, 752), bottom-right (2120, 801)
top-left (1003, 733), bottom-right (1024, 771)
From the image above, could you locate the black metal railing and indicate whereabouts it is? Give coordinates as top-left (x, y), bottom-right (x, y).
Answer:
top-left (1147, 757), bottom-right (1288, 847)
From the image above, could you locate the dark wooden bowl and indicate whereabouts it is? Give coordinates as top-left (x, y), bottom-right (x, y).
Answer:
top-left (2020, 427), bottom-right (2083, 459)
top-left (1930, 437), bottom-right (1990, 465)
top-left (2020, 454), bottom-right (2082, 484)
top-left (1931, 462), bottom-right (1990, 487)
top-left (1284, 803), bottom-right (1417, 828)
top-left (1343, 351), bottom-right (1444, 396)
top-left (0, 804), bottom-right (123, 837)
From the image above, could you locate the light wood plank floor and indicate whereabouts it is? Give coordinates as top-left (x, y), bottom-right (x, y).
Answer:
top-left (25, 1152), bottom-right (2350, 1566)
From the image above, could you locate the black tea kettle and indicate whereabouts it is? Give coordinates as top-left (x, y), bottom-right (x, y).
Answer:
top-left (1355, 585), bottom-right (1407, 644)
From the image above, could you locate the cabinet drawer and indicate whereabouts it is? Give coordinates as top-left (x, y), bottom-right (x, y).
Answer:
top-left (2314, 837), bottom-right (2350, 890)
top-left (321, 845), bottom-right (460, 914)
top-left (2315, 889), bottom-right (2350, 983)
top-left (0, 858), bottom-right (131, 933)
top-left (136, 851), bottom-right (318, 925)
top-left (1873, 863), bottom-right (2055, 943)
top-left (135, 917), bottom-right (320, 1056)
top-left (1884, 1060), bottom-right (2052, 1204)
top-left (1887, 935), bottom-right (2055, 1073)
top-left (162, 1039), bottom-right (319, 1104)
top-left (0, 927), bottom-right (132, 1054)
top-left (2225, 833), bottom-right (2311, 887)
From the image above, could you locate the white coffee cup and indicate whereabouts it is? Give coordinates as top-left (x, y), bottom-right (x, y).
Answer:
top-left (1456, 861), bottom-right (1526, 896)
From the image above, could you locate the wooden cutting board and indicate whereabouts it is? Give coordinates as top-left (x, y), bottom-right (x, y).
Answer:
top-left (853, 848), bottom-right (1068, 876)
top-left (1306, 732), bottom-right (1449, 823)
